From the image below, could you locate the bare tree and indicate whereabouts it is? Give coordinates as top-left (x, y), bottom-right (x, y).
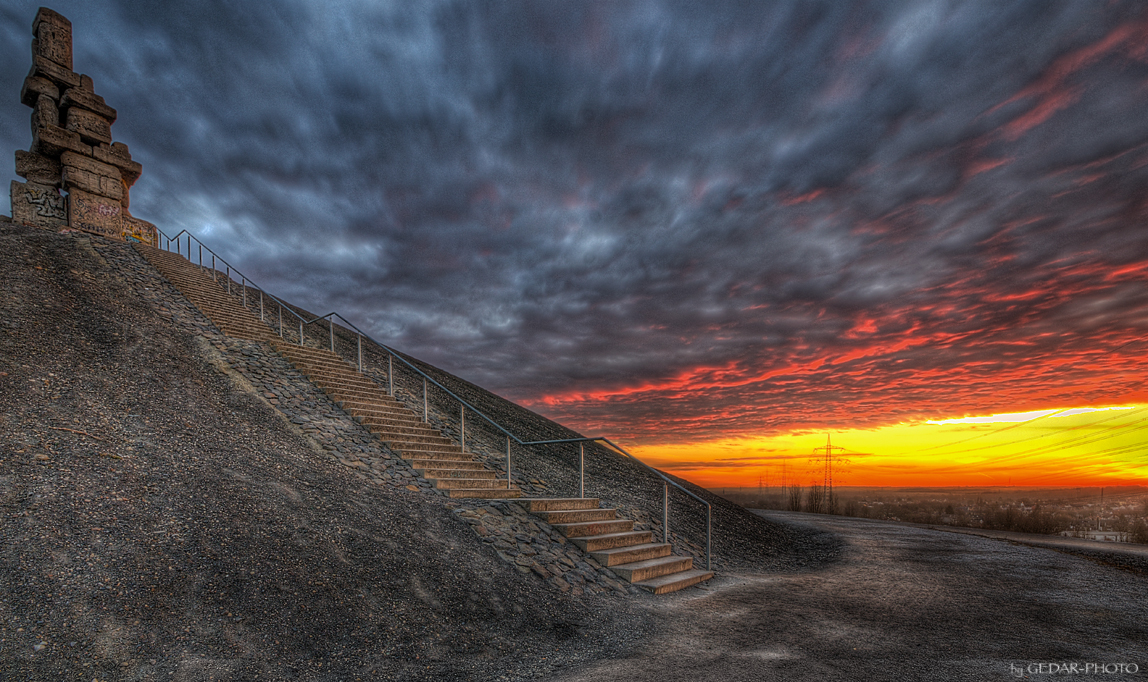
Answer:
top-left (787, 485), bottom-right (804, 512)
top-left (806, 483), bottom-right (825, 514)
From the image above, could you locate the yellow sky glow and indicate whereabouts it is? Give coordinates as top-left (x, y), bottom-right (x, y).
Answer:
top-left (631, 404), bottom-right (1148, 488)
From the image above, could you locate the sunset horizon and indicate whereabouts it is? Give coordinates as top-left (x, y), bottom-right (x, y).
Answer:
top-left (613, 403), bottom-right (1148, 490)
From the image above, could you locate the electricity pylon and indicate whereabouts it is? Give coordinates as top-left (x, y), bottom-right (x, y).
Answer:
top-left (813, 434), bottom-right (847, 514)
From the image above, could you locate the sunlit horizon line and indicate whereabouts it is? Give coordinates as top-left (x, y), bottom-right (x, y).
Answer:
top-left (926, 409), bottom-right (1061, 425)
top-left (1051, 406), bottom-right (1137, 418)
top-left (925, 405), bottom-right (1138, 425)
top-left (629, 402), bottom-right (1148, 489)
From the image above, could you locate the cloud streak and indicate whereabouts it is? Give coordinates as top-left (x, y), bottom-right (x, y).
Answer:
top-left (4, 0), bottom-right (1148, 445)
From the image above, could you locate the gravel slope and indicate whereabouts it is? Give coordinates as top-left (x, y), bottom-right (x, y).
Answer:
top-left (0, 223), bottom-right (651, 680)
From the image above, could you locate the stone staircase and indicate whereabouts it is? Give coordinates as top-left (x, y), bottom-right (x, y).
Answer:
top-left (134, 244), bottom-right (520, 499)
top-left (134, 244), bottom-right (713, 592)
top-left (520, 498), bottom-right (713, 594)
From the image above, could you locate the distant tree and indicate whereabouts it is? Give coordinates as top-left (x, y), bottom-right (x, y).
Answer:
top-left (787, 485), bottom-right (804, 512)
top-left (1131, 519), bottom-right (1148, 544)
top-left (806, 483), bottom-right (824, 514)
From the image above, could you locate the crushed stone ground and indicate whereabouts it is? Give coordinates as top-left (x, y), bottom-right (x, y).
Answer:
top-left (0, 224), bottom-right (652, 680)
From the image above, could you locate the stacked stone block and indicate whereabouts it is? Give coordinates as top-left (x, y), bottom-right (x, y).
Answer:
top-left (9, 7), bottom-right (156, 246)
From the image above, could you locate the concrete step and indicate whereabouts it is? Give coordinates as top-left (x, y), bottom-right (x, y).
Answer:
top-left (388, 441), bottom-right (463, 454)
top-left (345, 399), bottom-right (421, 412)
top-left (277, 349), bottom-right (359, 366)
top-left (551, 519), bottom-right (634, 538)
top-left (299, 370), bottom-right (377, 388)
top-left (274, 343), bottom-right (343, 357)
top-left (202, 314), bottom-right (269, 329)
top-left (402, 451), bottom-right (477, 463)
top-left (434, 478), bottom-right (507, 490)
top-left (305, 374), bottom-right (380, 392)
top-left (216, 323), bottom-right (274, 337)
top-left (533, 508), bottom-right (618, 524)
top-left (361, 419), bottom-right (440, 435)
top-left (408, 459), bottom-right (483, 470)
top-left (610, 555), bottom-right (694, 583)
top-left (448, 488), bottom-right (522, 499)
top-left (569, 531), bottom-right (653, 552)
top-left (339, 398), bottom-right (413, 413)
top-left (517, 498), bottom-right (601, 513)
top-left (357, 412), bottom-right (434, 428)
top-left (367, 430), bottom-right (457, 447)
top-left (287, 357), bottom-right (364, 373)
top-left (289, 357), bottom-right (366, 374)
top-left (323, 387), bottom-right (405, 405)
top-left (314, 381), bottom-right (388, 397)
top-left (633, 568), bottom-right (714, 595)
top-left (589, 542), bottom-right (672, 567)
top-left (418, 468), bottom-right (497, 480)
top-left (359, 422), bottom-right (450, 439)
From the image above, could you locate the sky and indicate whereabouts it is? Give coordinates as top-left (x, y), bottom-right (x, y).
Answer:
top-left (3, 1), bottom-right (1147, 488)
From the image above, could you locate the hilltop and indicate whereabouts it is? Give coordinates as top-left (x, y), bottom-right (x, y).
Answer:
top-left (0, 221), bottom-right (836, 680)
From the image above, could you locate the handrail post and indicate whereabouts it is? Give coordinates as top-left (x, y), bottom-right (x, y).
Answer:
top-left (212, 254), bottom-right (216, 281)
top-left (329, 316), bottom-right (334, 352)
top-left (278, 304), bottom-right (283, 337)
top-left (226, 266), bottom-right (230, 294)
top-left (580, 442), bottom-right (585, 498)
top-left (422, 377), bottom-right (428, 423)
top-left (242, 277), bottom-right (247, 307)
top-left (259, 291), bottom-right (264, 321)
top-left (460, 405), bottom-right (465, 452)
top-left (663, 482), bottom-right (669, 544)
top-left (706, 505), bottom-right (712, 571)
top-left (298, 319), bottom-right (303, 346)
top-left (506, 436), bottom-right (511, 489)
top-left (388, 354), bottom-right (393, 396)
top-left (198, 243), bottom-right (202, 268)
top-left (357, 333), bottom-right (362, 372)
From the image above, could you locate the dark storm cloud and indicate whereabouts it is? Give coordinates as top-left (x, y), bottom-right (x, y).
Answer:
top-left (5, 0), bottom-right (1148, 442)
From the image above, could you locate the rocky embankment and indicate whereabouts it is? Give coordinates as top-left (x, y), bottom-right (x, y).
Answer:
top-left (0, 221), bottom-right (836, 679)
top-left (0, 223), bottom-right (652, 680)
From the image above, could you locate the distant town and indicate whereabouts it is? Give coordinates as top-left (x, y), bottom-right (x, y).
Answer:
top-left (716, 485), bottom-right (1148, 543)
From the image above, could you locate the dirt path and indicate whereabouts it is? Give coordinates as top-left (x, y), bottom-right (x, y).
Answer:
top-left (926, 525), bottom-right (1148, 561)
top-left (553, 511), bottom-right (1148, 682)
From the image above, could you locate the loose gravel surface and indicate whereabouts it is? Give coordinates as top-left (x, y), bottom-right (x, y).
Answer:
top-left (0, 224), bottom-right (654, 680)
top-left (554, 511), bottom-right (1148, 682)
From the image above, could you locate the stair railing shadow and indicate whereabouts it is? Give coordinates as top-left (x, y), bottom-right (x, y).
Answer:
top-left (157, 228), bottom-right (712, 571)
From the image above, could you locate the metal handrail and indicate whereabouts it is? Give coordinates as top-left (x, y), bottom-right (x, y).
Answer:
top-left (155, 228), bottom-right (714, 570)
top-left (159, 228), bottom-right (312, 345)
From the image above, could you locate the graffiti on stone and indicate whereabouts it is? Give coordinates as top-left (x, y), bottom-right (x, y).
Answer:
top-left (24, 186), bottom-right (67, 219)
top-left (69, 188), bottom-right (121, 238)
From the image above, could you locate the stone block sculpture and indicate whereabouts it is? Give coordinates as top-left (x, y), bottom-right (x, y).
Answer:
top-left (9, 7), bottom-right (156, 246)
